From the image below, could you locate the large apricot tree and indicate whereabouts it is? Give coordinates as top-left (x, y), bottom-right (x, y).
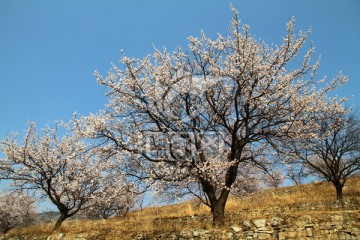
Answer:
top-left (85, 8), bottom-right (346, 226)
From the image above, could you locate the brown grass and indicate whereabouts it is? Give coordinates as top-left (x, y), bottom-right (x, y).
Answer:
top-left (3, 176), bottom-right (360, 239)
top-left (226, 176), bottom-right (360, 211)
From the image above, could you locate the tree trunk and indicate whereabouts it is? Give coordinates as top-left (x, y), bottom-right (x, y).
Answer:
top-left (331, 179), bottom-right (344, 201)
top-left (53, 213), bottom-right (67, 231)
top-left (335, 184), bottom-right (344, 201)
top-left (199, 174), bottom-right (232, 227)
top-left (211, 200), bottom-right (226, 227)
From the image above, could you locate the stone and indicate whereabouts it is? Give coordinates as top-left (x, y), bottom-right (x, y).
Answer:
top-left (180, 230), bottom-right (193, 238)
top-left (243, 220), bottom-right (253, 230)
top-left (246, 231), bottom-right (254, 237)
top-left (231, 226), bottom-right (242, 233)
top-left (306, 227), bottom-right (314, 237)
top-left (74, 233), bottom-right (89, 239)
top-left (278, 232), bottom-right (286, 240)
top-left (50, 233), bottom-right (63, 240)
top-left (270, 217), bottom-right (284, 227)
top-left (319, 224), bottom-right (332, 230)
top-left (193, 229), bottom-right (209, 237)
top-left (257, 229), bottom-right (273, 234)
top-left (287, 231), bottom-right (297, 238)
top-left (257, 233), bottom-right (272, 239)
top-left (331, 215), bottom-right (344, 222)
top-left (227, 232), bottom-right (235, 239)
top-left (253, 219), bottom-right (267, 228)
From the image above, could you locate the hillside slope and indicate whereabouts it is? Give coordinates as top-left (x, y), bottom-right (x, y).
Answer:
top-left (1, 176), bottom-right (360, 239)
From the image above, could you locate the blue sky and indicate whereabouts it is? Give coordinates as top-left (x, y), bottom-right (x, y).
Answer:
top-left (1, 0), bottom-right (360, 210)
top-left (1, 0), bottom-right (360, 136)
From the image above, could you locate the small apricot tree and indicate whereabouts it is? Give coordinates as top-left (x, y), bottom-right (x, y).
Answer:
top-left (0, 122), bottom-right (136, 231)
top-left (288, 112), bottom-right (360, 200)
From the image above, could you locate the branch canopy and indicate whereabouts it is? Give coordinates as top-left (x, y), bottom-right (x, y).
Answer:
top-left (78, 11), bottom-right (347, 209)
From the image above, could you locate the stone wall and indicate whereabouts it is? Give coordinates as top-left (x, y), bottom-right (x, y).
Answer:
top-left (1, 200), bottom-right (359, 239)
top-left (148, 200), bottom-right (360, 240)
top-left (148, 214), bottom-right (359, 239)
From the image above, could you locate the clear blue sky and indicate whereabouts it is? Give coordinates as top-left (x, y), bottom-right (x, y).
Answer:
top-left (1, 0), bottom-right (360, 137)
top-left (1, 0), bottom-right (360, 210)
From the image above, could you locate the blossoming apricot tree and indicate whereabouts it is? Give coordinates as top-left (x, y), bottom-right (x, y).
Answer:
top-left (81, 8), bottom-right (346, 226)
top-left (0, 122), bottom-right (136, 231)
top-left (287, 111), bottom-right (360, 200)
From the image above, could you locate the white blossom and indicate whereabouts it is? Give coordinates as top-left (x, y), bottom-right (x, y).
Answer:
top-left (88, 8), bottom-right (346, 226)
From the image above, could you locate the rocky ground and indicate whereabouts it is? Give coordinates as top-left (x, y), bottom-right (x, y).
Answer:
top-left (2, 178), bottom-right (359, 240)
top-left (2, 201), bottom-right (359, 240)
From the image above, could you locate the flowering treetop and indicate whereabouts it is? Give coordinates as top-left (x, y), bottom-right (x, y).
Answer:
top-left (77, 7), bottom-right (347, 226)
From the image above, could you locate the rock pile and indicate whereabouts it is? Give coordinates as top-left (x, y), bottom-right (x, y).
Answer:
top-left (143, 214), bottom-right (359, 239)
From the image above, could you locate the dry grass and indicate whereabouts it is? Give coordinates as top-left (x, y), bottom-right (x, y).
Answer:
top-left (126, 200), bottom-right (203, 219)
top-left (3, 176), bottom-right (360, 239)
top-left (226, 177), bottom-right (360, 212)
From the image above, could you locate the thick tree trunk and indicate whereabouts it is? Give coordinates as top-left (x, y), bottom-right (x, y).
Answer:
top-left (53, 213), bottom-right (67, 231)
top-left (331, 180), bottom-right (344, 201)
top-left (200, 163), bottom-right (236, 227)
top-left (200, 161), bottom-right (237, 227)
top-left (211, 200), bottom-right (226, 227)
top-left (210, 189), bottom-right (230, 227)
top-left (335, 184), bottom-right (344, 201)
